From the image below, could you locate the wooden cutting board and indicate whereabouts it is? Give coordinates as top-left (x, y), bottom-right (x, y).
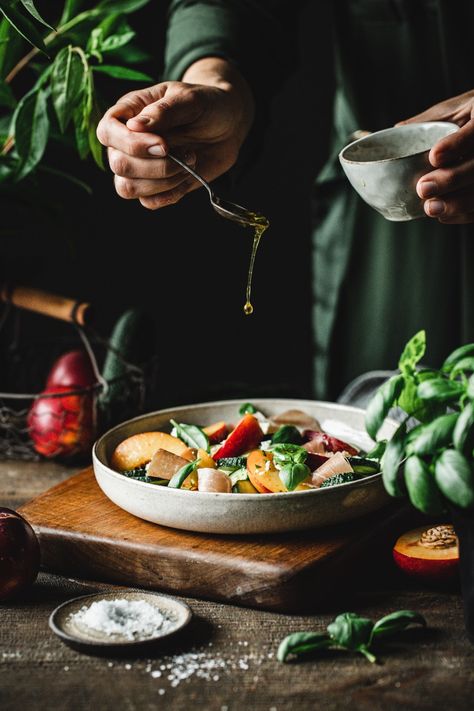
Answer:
top-left (19, 468), bottom-right (412, 612)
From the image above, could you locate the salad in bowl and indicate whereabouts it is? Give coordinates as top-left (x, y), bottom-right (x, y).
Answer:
top-left (110, 403), bottom-right (382, 495)
top-left (93, 399), bottom-right (396, 534)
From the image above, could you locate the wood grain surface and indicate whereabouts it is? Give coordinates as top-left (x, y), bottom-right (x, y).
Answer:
top-left (19, 468), bottom-right (411, 612)
top-left (2, 462), bottom-right (474, 711)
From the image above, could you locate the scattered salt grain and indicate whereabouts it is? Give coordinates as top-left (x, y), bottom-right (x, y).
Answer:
top-left (125, 663), bottom-right (132, 670)
top-left (69, 598), bottom-right (173, 641)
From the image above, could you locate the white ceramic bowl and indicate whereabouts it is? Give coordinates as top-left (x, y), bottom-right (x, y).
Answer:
top-left (339, 122), bottom-right (459, 221)
top-left (93, 399), bottom-right (397, 535)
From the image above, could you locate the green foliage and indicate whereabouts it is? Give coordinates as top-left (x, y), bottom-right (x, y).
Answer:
top-left (366, 333), bottom-right (474, 512)
top-left (271, 425), bottom-right (303, 446)
top-left (239, 402), bottom-right (258, 415)
top-left (269, 443), bottom-right (309, 491)
top-left (170, 419), bottom-right (210, 453)
top-left (278, 610), bottom-right (426, 664)
top-left (0, 0), bottom-right (153, 188)
top-left (168, 459), bottom-right (200, 489)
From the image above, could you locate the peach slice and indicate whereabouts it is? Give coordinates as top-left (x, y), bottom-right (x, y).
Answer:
top-left (196, 448), bottom-right (216, 469)
top-left (247, 450), bottom-right (286, 493)
top-left (203, 421), bottom-right (228, 444)
top-left (111, 431), bottom-right (194, 471)
top-left (393, 524), bottom-right (459, 583)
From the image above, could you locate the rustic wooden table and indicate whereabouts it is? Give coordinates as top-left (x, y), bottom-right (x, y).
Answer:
top-left (1, 461), bottom-right (474, 711)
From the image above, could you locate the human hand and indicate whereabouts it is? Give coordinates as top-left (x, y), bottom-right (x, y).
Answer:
top-left (398, 89), bottom-right (474, 223)
top-left (96, 58), bottom-right (254, 210)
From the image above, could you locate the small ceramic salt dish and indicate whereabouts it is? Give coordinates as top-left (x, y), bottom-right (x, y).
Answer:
top-left (49, 590), bottom-right (192, 655)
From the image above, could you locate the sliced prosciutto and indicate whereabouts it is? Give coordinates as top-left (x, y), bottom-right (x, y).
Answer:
top-left (304, 431), bottom-right (359, 457)
top-left (198, 468), bottom-right (232, 493)
top-left (311, 452), bottom-right (354, 487)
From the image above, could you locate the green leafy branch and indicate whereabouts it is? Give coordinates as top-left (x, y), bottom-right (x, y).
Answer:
top-left (0, 0), bottom-right (153, 183)
top-left (278, 610), bottom-right (426, 664)
top-left (365, 330), bottom-right (474, 514)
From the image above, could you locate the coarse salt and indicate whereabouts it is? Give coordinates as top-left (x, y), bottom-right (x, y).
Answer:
top-left (69, 598), bottom-right (173, 641)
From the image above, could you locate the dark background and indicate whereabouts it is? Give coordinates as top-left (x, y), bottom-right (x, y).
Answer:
top-left (0, 1), bottom-right (335, 409)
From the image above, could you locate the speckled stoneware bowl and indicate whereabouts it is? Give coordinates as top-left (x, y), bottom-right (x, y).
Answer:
top-left (339, 121), bottom-right (459, 221)
top-left (93, 399), bottom-right (397, 535)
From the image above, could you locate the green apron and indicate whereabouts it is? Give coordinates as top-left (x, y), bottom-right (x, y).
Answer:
top-left (165, 0), bottom-right (474, 398)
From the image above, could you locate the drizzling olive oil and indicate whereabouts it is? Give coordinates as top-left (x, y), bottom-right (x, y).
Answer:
top-left (242, 212), bottom-right (269, 316)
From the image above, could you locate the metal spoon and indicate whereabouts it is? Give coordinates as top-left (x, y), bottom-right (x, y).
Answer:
top-left (169, 153), bottom-right (267, 228)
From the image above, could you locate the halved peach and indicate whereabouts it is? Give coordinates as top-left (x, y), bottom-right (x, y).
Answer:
top-left (111, 431), bottom-right (194, 471)
top-left (393, 524), bottom-right (459, 583)
top-left (247, 450), bottom-right (286, 493)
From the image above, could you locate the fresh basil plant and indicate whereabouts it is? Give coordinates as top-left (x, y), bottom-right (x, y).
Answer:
top-left (365, 330), bottom-right (474, 513)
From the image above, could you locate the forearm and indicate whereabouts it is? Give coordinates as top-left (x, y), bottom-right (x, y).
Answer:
top-left (182, 57), bottom-right (255, 147)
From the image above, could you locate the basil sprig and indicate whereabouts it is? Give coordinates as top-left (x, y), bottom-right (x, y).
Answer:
top-left (270, 444), bottom-right (310, 491)
top-left (168, 459), bottom-right (200, 489)
top-left (170, 419), bottom-right (210, 453)
top-left (239, 402), bottom-right (257, 415)
top-left (278, 610), bottom-right (426, 664)
top-left (366, 331), bottom-right (474, 513)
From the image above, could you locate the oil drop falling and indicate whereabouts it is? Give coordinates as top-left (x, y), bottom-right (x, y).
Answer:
top-left (243, 214), bottom-right (269, 316)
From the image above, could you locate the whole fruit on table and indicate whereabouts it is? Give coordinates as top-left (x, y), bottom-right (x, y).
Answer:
top-left (0, 508), bottom-right (40, 601)
top-left (27, 386), bottom-right (95, 458)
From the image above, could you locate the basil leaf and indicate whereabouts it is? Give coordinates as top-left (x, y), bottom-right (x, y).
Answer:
top-left (19, 0), bottom-right (54, 31)
top-left (365, 374), bottom-right (404, 440)
top-left (450, 356), bottom-right (474, 377)
top-left (0, 80), bottom-right (14, 108)
top-left (170, 419), bottom-right (209, 452)
top-left (381, 421), bottom-right (407, 497)
top-left (453, 402), bottom-right (474, 457)
top-left (100, 31), bottom-right (135, 52)
top-left (398, 330), bottom-right (426, 375)
top-left (271, 425), bottom-right (303, 446)
top-left (365, 440), bottom-right (387, 460)
top-left (270, 443), bottom-right (307, 467)
top-left (370, 610), bottom-right (426, 641)
top-left (277, 632), bottom-right (333, 662)
top-left (279, 462), bottom-right (310, 492)
top-left (229, 468), bottom-right (249, 486)
top-left (468, 374), bottom-right (474, 401)
top-left (239, 402), bottom-right (257, 415)
top-left (0, 3), bottom-right (47, 54)
top-left (443, 343), bottom-right (474, 371)
top-left (407, 413), bottom-right (459, 457)
top-left (404, 456), bottom-right (445, 515)
top-left (92, 65), bottom-right (152, 81)
top-left (13, 87), bottom-right (49, 180)
top-left (51, 45), bottom-right (86, 132)
top-left (435, 450), bottom-right (474, 509)
top-left (417, 378), bottom-right (465, 403)
top-left (88, 99), bottom-right (104, 169)
top-left (327, 612), bottom-right (373, 650)
top-left (168, 459), bottom-right (200, 489)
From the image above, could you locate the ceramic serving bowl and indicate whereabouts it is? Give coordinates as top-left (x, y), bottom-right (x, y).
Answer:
top-left (93, 399), bottom-right (397, 535)
top-left (339, 121), bottom-right (459, 221)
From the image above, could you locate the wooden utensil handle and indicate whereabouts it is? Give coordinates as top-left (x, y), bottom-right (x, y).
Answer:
top-left (1, 285), bottom-right (92, 326)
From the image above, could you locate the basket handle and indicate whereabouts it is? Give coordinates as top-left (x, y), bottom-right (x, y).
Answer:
top-left (1, 285), bottom-right (92, 326)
